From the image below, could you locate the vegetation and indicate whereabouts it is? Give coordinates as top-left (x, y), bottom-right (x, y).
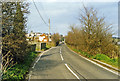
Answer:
top-left (2, 2), bottom-right (30, 80)
top-left (65, 6), bottom-right (119, 67)
top-left (46, 43), bottom-right (52, 49)
top-left (2, 51), bottom-right (39, 80)
top-left (69, 46), bottom-right (119, 68)
top-left (93, 54), bottom-right (118, 67)
top-left (60, 35), bottom-right (64, 42)
top-left (51, 33), bottom-right (60, 46)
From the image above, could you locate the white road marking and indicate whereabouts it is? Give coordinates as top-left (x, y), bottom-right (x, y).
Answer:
top-left (67, 45), bottom-right (120, 76)
top-left (60, 47), bottom-right (80, 79)
top-left (32, 48), bottom-right (54, 69)
top-left (29, 47), bottom-right (54, 81)
top-left (28, 74), bottom-right (31, 81)
top-left (65, 63), bottom-right (81, 80)
top-left (60, 48), bottom-right (61, 53)
top-left (60, 48), bottom-right (64, 60)
top-left (32, 53), bottom-right (43, 68)
top-left (60, 54), bottom-right (64, 61)
top-left (93, 59), bottom-right (119, 71)
top-left (79, 55), bottom-right (119, 76)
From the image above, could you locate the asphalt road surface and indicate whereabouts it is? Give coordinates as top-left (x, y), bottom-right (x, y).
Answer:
top-left (29, 44), bottom-right (119, 81)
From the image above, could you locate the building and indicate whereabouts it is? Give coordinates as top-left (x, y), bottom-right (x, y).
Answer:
top-left (39, 33), bottom-right (49, 42)
top-left (26, 32), bottom-right (51, 43)
top-left (117, 42), bottom-right (120, 45)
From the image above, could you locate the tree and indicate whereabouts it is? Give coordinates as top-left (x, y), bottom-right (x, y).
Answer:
top-left (51, 33), bottom-right (60, 46)
top-left (2, 2), bottom-right (29, 73)
top-left (12, 2), bottom-right (28, 62)
top-left (66, 5), bottom-right (118, 58)
top-left (2, 2), bottom-right (17, 73)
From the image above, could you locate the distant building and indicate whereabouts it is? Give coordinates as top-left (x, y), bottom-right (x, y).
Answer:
top-left (26, 32), bottom-right (51, 43)
top-left (112, 37), bottom-right (120, 45)
top-left (39, 33), bottom-right (49, 42)
top-left (118, 42), bottom-right (120, 45)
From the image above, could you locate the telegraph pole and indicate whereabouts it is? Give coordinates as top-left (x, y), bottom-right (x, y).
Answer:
top-left (49, 18), bottom-right (50, 36)
top-left (49, 18), bottom-right (50, 41)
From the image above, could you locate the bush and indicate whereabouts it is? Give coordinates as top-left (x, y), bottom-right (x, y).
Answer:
top-left (73, 48), bottom-right (92, 58)
top-left (93, 54), bottom-right (110, 61)
top-left (69, 44), bottom-right (119, 67)
top-left (2, 51), bottom-right (39, 80)
top-left (51, 33), bottom-right (60, 46)
top-left (93, 54), bottom-right (118, 67)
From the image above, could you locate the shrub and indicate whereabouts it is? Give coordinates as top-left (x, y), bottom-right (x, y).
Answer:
top-left (93, 54), bottom-right (118, 67)
top-left (93, 54), bottom-right (110, 61)
top-left (2, 51), bottom-right (39, 80)
top-left (51, 33), bottom-right (60, 46)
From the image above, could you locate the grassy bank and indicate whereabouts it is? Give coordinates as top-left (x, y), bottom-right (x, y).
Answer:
top-left (67, 44), bottom-right (119, 68)
top-left (2, 51), bottom-right (39, 81)
top-left (93, 54), bottom-right (118, 67)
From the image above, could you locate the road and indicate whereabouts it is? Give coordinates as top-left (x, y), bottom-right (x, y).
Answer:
top-left (29, 44), bottom-right (119, 81)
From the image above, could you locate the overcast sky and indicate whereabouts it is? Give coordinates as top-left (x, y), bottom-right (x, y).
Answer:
top-left (27, 1), bottom-right (118, 37)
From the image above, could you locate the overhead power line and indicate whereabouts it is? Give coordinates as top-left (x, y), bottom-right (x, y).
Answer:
top-left (32, 0), bottom-right (49, 26)
top-left (39, 2), bottom-right (49, 20)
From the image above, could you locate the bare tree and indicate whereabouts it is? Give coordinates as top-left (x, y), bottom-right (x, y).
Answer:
top-left (66, 5), bottom-right (118, 58)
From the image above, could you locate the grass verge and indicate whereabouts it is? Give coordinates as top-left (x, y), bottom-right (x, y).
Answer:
top-left (2, 51), bottom-right (39, 81)
top-left (93, 54), bottom-right (119, 68)
top-left (67, 44), bottom-right (119, 68)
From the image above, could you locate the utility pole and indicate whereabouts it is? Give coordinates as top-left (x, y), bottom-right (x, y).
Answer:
top-left (49, 18), bottom-right (50, 41)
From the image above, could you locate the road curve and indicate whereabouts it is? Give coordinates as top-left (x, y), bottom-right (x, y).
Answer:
top-left (29, 44), bottom-right (119, 81)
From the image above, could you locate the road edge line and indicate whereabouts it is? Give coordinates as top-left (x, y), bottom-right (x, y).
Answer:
top-left (29, 47), bottom-right (54, 81)
top-left (65, 44), bottom-right (120, 76)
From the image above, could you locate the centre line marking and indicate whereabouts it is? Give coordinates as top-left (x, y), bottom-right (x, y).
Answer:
top-left (65, 63), bottom-right (81, 80)
top-left (60, 54), bottom-right (64, 61)
top-left (60, 48), bottom-right (61, 53)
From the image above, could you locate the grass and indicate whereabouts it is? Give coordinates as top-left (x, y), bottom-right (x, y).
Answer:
top-left (39, 44), bottom-right (51, 51)
top-left (2, 51), bottom-right (39, 81)
top-left (46, 44), bottom-right (51, 49)
top-left (93, 54), bottom-right (119, 68)
top-left (67, 44), bottom-right (119, 68)
top-left (67, 45), bottom-right (93, 58)
top-left (35, 43), bottom-right (52, 51)
top-left (73, 49), bottom-right (93, 58)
